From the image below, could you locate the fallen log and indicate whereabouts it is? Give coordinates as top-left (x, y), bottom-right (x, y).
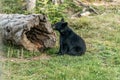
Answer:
top-left (71, 11), bottom-right (91, 18)
top-left (71, 0), bottom-right (99, 18)
top-left (0, 14), bottom-right (56, 52)
top-left (75, 0), bottom-right (98, 14)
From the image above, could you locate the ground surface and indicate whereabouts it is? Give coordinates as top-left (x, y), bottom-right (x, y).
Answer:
top-left (0, 1), bottom-right (120, 80)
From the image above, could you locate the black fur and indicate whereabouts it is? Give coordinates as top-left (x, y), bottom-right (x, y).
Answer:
top-left (53, 18), bottom-right (86, 56)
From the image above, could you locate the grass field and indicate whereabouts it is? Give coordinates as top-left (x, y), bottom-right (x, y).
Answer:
top-left (1, 4), bottom-right (120, 80)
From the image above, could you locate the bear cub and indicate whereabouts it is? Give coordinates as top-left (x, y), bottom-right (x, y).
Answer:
top-left (53, 18), bottom-right (86, 56)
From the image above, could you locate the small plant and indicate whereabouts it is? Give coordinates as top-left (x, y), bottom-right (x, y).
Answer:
top-left (36, 0), bottom-right (67, 23)
top-left (1, 0), bottom-right (24, 13)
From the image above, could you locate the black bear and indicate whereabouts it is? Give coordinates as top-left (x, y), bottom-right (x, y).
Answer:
top-left (53, 18), bottom-right (86, 56)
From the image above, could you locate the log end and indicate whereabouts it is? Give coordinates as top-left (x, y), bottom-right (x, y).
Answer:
top-left (1, 14), bottom-right (56, 52)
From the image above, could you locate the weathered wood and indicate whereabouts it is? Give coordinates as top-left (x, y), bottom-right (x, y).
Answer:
top-left (0, 14), bottom-right (56, 52)
top-left (71, 11), bottom-right (91, 18)
top-left (52, 0), bottom-right (64, 5)
top-left (25, 0), bottom-right (36, 12)
top-left (75, 0), bottom-right (98, 14)
top-left (71, 0), bottom-right (99, 18)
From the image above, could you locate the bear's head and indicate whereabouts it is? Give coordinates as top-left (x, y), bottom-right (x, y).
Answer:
top-left (52, 18), bottom-right (68, 32)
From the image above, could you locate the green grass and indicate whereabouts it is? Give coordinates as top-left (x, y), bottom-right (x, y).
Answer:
top-left (1, 4), bottom-right (120, 80)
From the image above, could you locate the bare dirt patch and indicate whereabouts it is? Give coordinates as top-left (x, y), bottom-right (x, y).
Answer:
top-left (3, 53), bottom-right (51, 63)
top-left (32, 54), bottom-right (51, 60)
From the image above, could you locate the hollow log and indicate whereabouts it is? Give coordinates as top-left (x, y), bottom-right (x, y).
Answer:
top-left (0, 14), bottom-right (56, 52)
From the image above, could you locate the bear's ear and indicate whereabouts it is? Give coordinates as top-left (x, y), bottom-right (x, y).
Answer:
top-left (61, 18), bottom-right (64, 22)
top-left (62, 22), bottom-right (68, 27)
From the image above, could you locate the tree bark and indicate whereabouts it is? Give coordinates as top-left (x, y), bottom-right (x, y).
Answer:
top-left (25, 0), bottom-right (36, 12)
top-left (52, 0), bottom-right (64, 5)
top-left (0, 14), bottom-right (56, 52)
